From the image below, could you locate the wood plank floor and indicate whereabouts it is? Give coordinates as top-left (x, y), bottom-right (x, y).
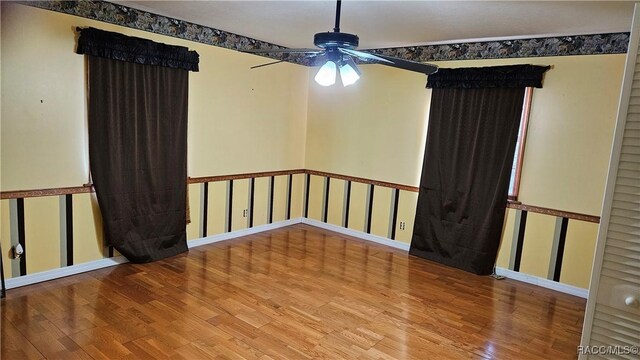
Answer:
top-left (1, 224), bottom-right (586, 359)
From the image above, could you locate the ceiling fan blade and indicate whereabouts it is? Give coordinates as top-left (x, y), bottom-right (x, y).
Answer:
top-left (241, 48), bottom-right (323, 54)
top-left (338, 48), bottom-right (393, 64)
top-left (250, 60), bottom-right (286, 69)
top-left (371, 53), bottom-right (439, 75)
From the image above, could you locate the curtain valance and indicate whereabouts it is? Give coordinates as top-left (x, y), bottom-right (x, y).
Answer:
top-left (426, 65), bottom-right (550, 89)
top-left (77, 27), bottom-right (199, 72)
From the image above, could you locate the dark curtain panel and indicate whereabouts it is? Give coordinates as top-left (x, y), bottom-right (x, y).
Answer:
top-left (79, 28), bottom-right (198, 263)
top-left (411, 65), bottom-right (549, 275)
top-left (87, 56), bottom-right (189, 263)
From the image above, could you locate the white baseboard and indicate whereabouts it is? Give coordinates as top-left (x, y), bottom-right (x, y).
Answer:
top-left (5, 216), bottom-right (589, 299)
top-left (301, 218), bottom-right (410, 251)
top-left (187, 217), bottom-right (303, 249)
top-left (301, 218), bottom-right (588, 299)
top-left (5, 217), bottom-right (304, 290)
top-left (494, 267), bottom-right (588, 298)
top-left (5, 256), bottom-right (129, 290)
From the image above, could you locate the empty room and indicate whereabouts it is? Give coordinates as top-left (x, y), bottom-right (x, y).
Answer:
top-left (1, 1), bottom-right (638, 359)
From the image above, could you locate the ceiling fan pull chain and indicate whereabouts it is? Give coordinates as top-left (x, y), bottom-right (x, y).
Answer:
top-left (333, 0), bottom-right (342, 33)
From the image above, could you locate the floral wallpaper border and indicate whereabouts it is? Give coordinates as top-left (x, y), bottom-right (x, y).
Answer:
top-left (26, 0), bottom-right (308, 64)
top-left (27, 0), bottom-right (629, 66)
top-left (372, 33), bottom-right (630, 62)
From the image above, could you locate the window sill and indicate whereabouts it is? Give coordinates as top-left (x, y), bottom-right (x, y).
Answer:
top-left (507, 197), bottom-right (521, 205)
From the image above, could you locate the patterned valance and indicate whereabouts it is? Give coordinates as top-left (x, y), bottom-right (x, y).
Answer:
top-left (77, 27), bottom-right (199, 72)
top-left (426, 65), bottom-right (551, 89)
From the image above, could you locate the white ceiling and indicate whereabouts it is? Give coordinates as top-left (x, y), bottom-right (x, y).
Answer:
top-left (116, 1), bottom-right (635, 49)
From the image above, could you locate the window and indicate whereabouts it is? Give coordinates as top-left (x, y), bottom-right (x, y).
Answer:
top-left (508, 87), bottom-right (533, 201)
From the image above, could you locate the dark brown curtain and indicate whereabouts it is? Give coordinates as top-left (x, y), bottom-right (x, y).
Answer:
top-left (410, 65), bottom-right (549, 275)
top-left (78, 28), bottom-right (198, 263)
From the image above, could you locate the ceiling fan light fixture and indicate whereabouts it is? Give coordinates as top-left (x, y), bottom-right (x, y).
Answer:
top-left (243, 0), bottom-right (438, 81)
top-left (314, 60), bottom-right (337, 86)
top-left (339, 59), bottom-right (361, 86)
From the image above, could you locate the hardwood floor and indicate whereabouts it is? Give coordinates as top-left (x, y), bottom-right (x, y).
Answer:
top-left (1, 224), bottom-right (586, 359)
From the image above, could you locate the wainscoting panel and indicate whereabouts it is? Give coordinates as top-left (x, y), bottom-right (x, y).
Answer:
top-left (306, 175), bottom-right (325, 221)
top-left (252, 177), bottom-right (270, 227)
top-left (0, 169), bottom-right (602, 296)
top-left (271, 175), bottom-right (289, 223)
top-left (72, 192), bottom-right (105, 265)
top-left (231, 179), bottom-right (250, 232)
top-left (346, 181), bottom-right (368, 233)
top-left (496, 208), bottom-right (518, 269)
top-left (1, 200), bottom-right (12, 279)
top-left (395, 190), bottom-right (419, 244)
top-left (370, 186), bottom-right (393, 239)
top-left (24, 196), bottom-right (60, 275)
top-left (561, 220), bottom-right (599, 289)
top-left (289, 174), bottom-right (305, 220)
top-left (518, 212), bottom-right (557, 279)
top-left (186, 183), bottom-right (201, 240)
top-left (207, 181), bottom-right (228, 236)
top-left (327, 178), bottom-right (346, 227)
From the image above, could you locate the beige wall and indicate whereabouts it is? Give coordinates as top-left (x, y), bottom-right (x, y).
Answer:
top-left (306, 55), bottom-right (624, 216)
top-left (306, 65), bottom-right (431, 187)
top-left (0, 3), bottom-right (309, 277)
top-left (305, 54), bottom-right (625, 289)
top-left (0, 3), bottom-right (625, 291)
top-left (1, 3), bottom-right (309, 192)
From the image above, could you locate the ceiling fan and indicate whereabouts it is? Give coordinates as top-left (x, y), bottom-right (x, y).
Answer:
top-left (242, 0), bottom-right (438, 86)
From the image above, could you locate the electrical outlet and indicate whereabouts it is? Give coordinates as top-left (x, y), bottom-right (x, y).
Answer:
top-left (242, 209), bottom-right (248, 218)
top-left (399, 221), bottom-right (406, 230)
top-left (10, 243), bottom-right (24, 259)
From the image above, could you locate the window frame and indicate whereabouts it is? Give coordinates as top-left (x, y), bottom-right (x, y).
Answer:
top-left (508, 87), bottom-right (533, 201)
